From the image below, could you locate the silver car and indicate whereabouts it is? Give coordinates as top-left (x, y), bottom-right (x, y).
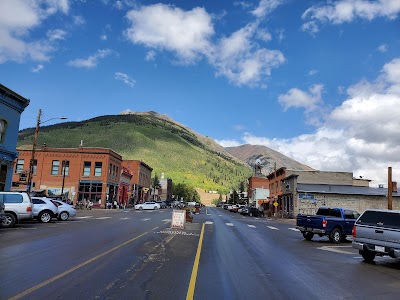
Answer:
top-left (0, 192), bottom-right (33, 228)
top-left (31, 197), bottom-right (58, 223)
top-left (52, 200), bottom-right (77, 221)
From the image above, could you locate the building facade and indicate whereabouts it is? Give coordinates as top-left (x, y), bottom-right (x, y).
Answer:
top-left (0, 84), bottom-right (30, 191)
top-left (121, 160), bottom-right (152, 203)
top-left (12, 146), bottom-right (122, 208)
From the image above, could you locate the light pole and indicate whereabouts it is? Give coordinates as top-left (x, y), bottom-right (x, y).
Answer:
top-left (26, 109), bottom-right (67, 193)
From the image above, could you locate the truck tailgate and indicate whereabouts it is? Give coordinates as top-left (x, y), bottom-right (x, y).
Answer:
top-left (296, 215), bottom-right (323, 229)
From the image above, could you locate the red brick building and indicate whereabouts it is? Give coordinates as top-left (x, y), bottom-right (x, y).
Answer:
top-left (12, 146), bottom-right (122, 208)
top-left (121, 160), bottom-right (153, 203)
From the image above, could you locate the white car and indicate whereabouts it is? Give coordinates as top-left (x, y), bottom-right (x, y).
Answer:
top-left (134, 202), bottom-right (160, 210)
top-left (52, 200), bottom-right (77, 221)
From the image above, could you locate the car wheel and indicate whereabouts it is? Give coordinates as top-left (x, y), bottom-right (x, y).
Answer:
top-left (249, 212), bottom-right (253, 217)
top-left (139, 207), bottom-right (143, 210)
top-left (360, 250), bottom-right (376, 263)
top-left (38, 211), bottom-right (52, 223)
top-left (154, 206), bottom-right (158, 210)
top-left (329, 228), bottom-right (342, 244)
top-left (58, 211), bottom-right (69, 221)
top-left (302, 231), bottom-right (314, 241)
top-left (2, 213), bottom-right (16, 228)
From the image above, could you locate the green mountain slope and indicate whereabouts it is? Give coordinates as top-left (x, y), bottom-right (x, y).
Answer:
top-left (18, 112), bottom-right (252, 193)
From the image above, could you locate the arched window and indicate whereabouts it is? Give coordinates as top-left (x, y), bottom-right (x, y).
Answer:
top-left (0, 119), bottom-right (6, 143)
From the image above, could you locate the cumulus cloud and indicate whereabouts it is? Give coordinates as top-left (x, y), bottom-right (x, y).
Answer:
top-left (302, 0), bottom-right (400, 34)
top-left (218, 57), bottom-right (400, 185)
top-left (215, 139), bottom-right (241, 147)
top-left (124, 4), bottom-right (214, 64)
top-left (145, 50), bottom-right (156, 61)
top-left (252, 0), bottom-right (283, 19)
top-left (115, 72), bottom-right (136, 87)
top-left (47, 29), bottom-right (67, 41)
top-left (0, 0), bottom-right (70, 63)
top-left (278, 84), bottom-right (324, 112)
top-left (124, 3), bottom-right (285, 87)
top-left (67, 48), bottom-right (113, 68)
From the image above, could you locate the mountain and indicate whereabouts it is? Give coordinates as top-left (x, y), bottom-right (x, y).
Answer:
top-left (225, 144), bottom-right (315, 176)
top-left (17, 112), bottom-right (252, 194)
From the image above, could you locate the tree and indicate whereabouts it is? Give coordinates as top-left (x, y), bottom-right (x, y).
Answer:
top-left (151, 174), bottom-right (161, 200)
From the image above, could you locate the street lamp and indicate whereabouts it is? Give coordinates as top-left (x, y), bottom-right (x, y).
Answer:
top-left (26, 108), bottom-right (67, 193)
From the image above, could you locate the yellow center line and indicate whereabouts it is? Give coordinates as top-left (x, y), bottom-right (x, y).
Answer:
top-left (10, 226), bottom-right (159, 300)
top-left (186, 223), bottom-right (205, 300)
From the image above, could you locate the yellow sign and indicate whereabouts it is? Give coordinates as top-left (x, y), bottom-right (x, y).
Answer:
top-left (273, 201), bottom-right (278, 207)
top-left (142, 187), bottom-right (149, 192)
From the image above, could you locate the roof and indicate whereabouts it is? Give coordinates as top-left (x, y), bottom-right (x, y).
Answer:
top-left (297, 183), bottom-right (400, 197)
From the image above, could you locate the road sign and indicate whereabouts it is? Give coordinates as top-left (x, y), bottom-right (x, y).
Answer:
top-left (273, 201), bottom-right (278, 207)
top-left (142, 187), bottom-right (149, 192)
top-left (171, 210), bottom-right (186, 229)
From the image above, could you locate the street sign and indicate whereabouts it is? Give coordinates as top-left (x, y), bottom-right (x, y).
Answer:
top-left (171, 210), bottom-right (186, 229)
top-left (273, 201), bottom-right (278, 207)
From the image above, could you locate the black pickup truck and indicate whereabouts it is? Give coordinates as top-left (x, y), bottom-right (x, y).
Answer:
top-left (296, 207), bottom-right (360, 243)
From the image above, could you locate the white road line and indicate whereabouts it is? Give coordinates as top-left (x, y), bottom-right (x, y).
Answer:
top-left (120, 217), bottom-right (130, 220)
top-left (226, 223), bottom-right (234, 227)
top-left (288, 228), bottom-right (300, 231)
top-left (318, 246), bottom-right (355, 255)
top-left (247, 225), bottom-right (256, 228)
top-left (162, 219), bottom-right (171, 222)
top-left (267, 226), bottom-right (279, 230)
top-left (76, 216), bottom-right (94, 219)
top-left (141, 218), bottom-right (150, 221)
top-left (254, 218), bottom-right (259, 220)
top-left (96, 217), bottom-right (112, 220)
top-left (218, 215), bottom-right (222, 217)
top-left (205, 221), bottom-right (213, 225)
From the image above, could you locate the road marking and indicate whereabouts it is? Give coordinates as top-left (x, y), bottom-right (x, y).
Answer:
top-left (75, 216), bottom-right (93, 219)
top-left (156, 230), bottom-right (200, 237)
top-left (96, 217), bottom-right (111, 220)
top-left (142, 218), bottom-right (150, 221)
top-left (9, 226), bottom-right (158, 300)
top-left (254, 218), bottom-right (259, 220)
top-left (247, 225), bottom-right (256, 228)
top-left (205, 221), bottom-right (213, 225)
top-left (218, 215), bottom-right (222, 216)
top-left (162, 219), bottom-right (171, 222)
top-left (288, 228), bottom-right (300, 231)
top-left (318, 246), bottom-right (355, 255)
top-left (186, 223), bottom-right (205, 300)
top-left (267, 226), bottom-right (279, 230)
top-left (226, 223), bottom-right (234, 226)
top-left (120, 218), bottom-right (130, 220)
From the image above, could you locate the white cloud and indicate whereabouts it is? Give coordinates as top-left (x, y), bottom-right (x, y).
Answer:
top-left (302, 0), bottom-right (400, 34)
top-left (252, 0), bottom-right (283, 19)
top-left (115, 72), bottom-right (136, 87)
top-left (223, 57), bottom-right (400, 185)
top-left (47, 29), bottom-right (67, 41)
top-left (67, 49), bottom-right (113, 68)
top-left (31, 64), bottom-right (44, 72)
top-left (378, 44), bottom-right (388, 53)
top-left (308, 69), bottom-right (318, 76)
top-left (145, 50), bottom-right (156, 61)
top-left (215, 139), bottom-right (241, 147)
top-left (278, 84), bottom-right (324, 112)
top-left (100, 34), bottom-right (107, 41)
top-left (301, 21), bottom-right (319, 35)
top-left (0, 0), bottom-right (70, 63)
top-left (256, 28), bottom-right (272, 42)
top-left (124, 4), bottom-right (214, 64)
top-left (72, 15), bottom-right (85, 26)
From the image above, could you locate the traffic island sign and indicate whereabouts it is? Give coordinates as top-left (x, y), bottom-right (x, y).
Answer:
top-left (171, 209), bottom-right (186, 229)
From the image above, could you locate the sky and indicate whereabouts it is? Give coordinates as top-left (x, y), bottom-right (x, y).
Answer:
top-left (1, 0), bottom-right (400, 187)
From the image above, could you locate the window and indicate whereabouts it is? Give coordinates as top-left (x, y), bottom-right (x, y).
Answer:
top-left (109, 164), bottom-right (112, 175)
top-left (15, 159), bottom-right (24, 173)
top-left (94, 162), bottom-right (102, 177)
top-left (0, 119), bottom-right (6, 143)
top-left (32, 198), bottom-right (46, 205)
top-left (62, 161), bottom-right (69, 176)
top-left (51, 160), bottom-right (60, 175)
top-left (83, 161), bottom-right (91, 176)
top-left (344, 210), bottom-right (360, 219)
top-left (32, 159), bottom-right (37, 175)
top-left (0, 193), bottom-right (23, 203)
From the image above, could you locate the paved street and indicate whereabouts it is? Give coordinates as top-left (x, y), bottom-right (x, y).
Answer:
top-left (1, 207), bottom-right (400, 299)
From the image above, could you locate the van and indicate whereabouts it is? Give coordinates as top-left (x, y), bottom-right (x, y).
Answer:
top-left (0, 192), bottom-right (33, 228)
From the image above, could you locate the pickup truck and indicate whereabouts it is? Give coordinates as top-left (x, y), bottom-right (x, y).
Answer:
top-left (352, 209), bottom-right (400, 263)
top-left (296, 207), bottom-right (360, 243)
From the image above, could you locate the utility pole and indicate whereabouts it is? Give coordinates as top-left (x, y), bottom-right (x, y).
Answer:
top-left (26, 109), bottom-right (42, 193)
top-left (388, 167), bottom-right (393, 210)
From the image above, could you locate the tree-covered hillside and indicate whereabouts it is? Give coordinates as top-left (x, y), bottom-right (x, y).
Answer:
top-left (18, 113), bottom-right (252, 194)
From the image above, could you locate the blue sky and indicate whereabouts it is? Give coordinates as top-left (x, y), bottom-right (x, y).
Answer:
top-left (1, 0), bottom-right (400, 186)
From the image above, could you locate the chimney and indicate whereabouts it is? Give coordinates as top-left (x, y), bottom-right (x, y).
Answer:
top-left (392, 181), bottom-right (397, 193)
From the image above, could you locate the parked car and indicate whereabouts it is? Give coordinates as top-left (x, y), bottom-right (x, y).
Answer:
top-left (352, 209), bottom-right (400, 263)
top-left (0, 196), bottom-right (5, 223)
top-left (0, 192), bottom-right (33, 228)
top-left (134, 202), bottom-right (160, 210)
top-left (31, 197), bottom-right (59, 223)
top-left (296, 207), bottom-right (360, 243)
top-left (246, 207), bottom-right (264, 217)
top-left (51, 199), bottom-right (77, 221)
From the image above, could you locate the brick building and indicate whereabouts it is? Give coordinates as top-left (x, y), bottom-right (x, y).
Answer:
top-left (12, 146), bottom-right (122, 208)
top-left (121, 160), bottom-right (153, 204)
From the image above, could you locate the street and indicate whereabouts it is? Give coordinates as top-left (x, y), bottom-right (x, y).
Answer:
top-left (1, 207), bottom-right (400, 300)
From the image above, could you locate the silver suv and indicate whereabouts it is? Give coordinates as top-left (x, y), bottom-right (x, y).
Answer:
top-left (0, 192), bottom-right (33, 228)
top-left (31, 197), bottom-right (59, 223)
top-left (352, 209), bottom-right (400, 262)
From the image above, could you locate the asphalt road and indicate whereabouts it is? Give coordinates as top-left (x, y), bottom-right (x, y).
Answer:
top-left (1, 206), bottom-right (400, 300)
